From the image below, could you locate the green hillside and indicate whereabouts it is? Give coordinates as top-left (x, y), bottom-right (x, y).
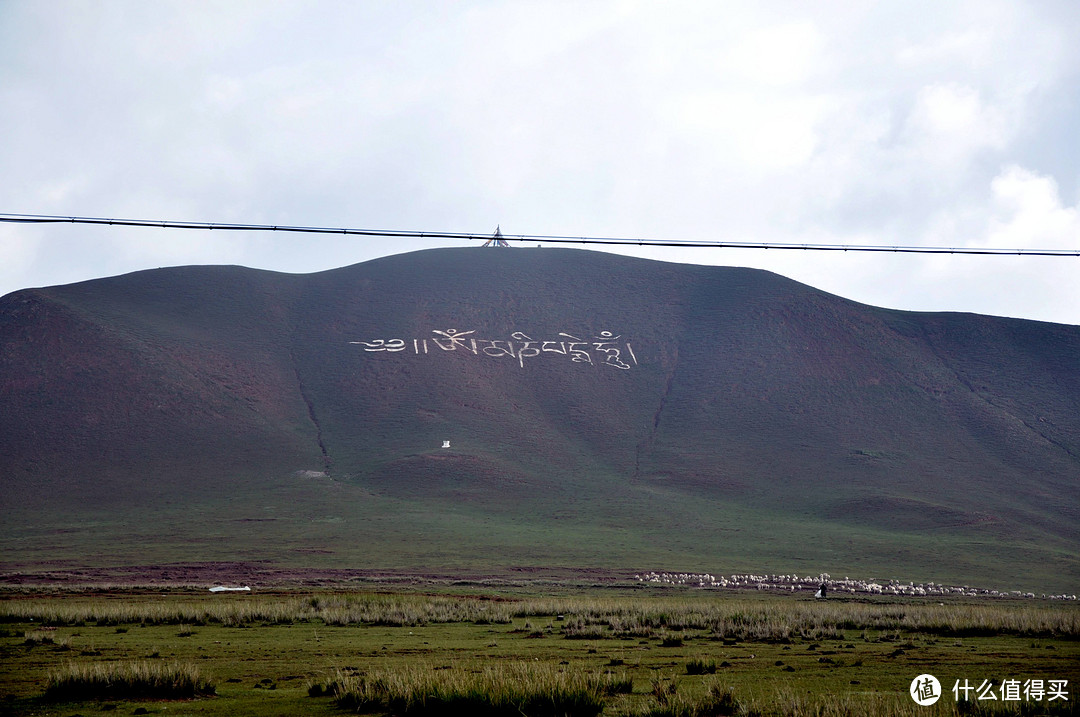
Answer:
top-left (1, 248), bottom-right (1077, 591)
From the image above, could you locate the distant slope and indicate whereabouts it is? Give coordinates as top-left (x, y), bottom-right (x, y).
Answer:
top-left (2, 248), bottom-right (1077, 591)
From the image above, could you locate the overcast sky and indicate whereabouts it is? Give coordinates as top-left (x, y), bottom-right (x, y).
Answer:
top-left (2, 1), bottom-right (1078, 324)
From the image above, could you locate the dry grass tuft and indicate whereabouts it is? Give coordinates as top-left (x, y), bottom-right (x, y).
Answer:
top-left (320, 662), bottom-right (615, 716)
top-left (45, 660), bottom-right (215, 700)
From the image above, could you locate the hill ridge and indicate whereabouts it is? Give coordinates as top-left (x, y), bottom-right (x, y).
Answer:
top-left (2, 248), bottom-right (1077, 591)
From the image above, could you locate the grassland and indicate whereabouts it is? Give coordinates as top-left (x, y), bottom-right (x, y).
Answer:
top-left (1, 585), bottom-right (1078, 716)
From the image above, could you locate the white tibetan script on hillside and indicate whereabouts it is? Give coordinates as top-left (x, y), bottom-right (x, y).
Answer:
top-left (350, 329), bottom-right (638, 370)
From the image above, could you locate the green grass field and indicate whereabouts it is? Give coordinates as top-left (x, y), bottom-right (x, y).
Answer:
top-left (1, 585), bottom-right (1078, 716)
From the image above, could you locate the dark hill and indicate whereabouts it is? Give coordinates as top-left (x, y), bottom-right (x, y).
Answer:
top-left (2, 248), bottom-right (1077, 591)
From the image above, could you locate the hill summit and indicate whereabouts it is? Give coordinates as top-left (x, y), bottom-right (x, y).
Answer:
top-left (2, 248), bottom-right (1077, 590)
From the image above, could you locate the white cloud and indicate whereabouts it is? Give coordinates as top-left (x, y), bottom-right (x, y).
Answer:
top-left (0, 0), bottom-right (1078, 323)
top-left (986, 165), bottom-right (1080, 250)
top-left (903, 83), bottom-right (1010, 163)
top-left (725, 21), bottom-right (825, 87)
top-left (898, 165), bottom-right (1080, 324)
top-left (664, 91), bottom-right (826, 172)
top-left (895, 29), bottom-right (995, 69)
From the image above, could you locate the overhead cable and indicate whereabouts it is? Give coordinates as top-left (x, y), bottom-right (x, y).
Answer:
top-left (1, 212), bottom-right (1077, 257)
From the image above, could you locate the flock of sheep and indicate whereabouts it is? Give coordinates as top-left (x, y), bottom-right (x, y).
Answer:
top-left (634, 571), bottom-right (1078, 600)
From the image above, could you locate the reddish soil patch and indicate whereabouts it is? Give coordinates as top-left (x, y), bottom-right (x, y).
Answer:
top-left (0, 562), bottom-right (635, 588)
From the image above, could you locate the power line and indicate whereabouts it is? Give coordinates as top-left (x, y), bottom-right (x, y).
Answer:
top-left (2, 212), bottom-right (1077, 256)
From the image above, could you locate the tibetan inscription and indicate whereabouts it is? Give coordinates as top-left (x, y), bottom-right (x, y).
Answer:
top-left (351, 330), bottom-right (638, 370)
